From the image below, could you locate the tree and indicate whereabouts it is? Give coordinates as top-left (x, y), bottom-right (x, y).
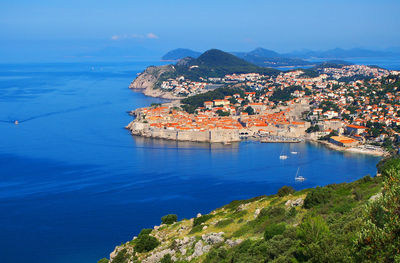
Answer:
top-left (297, 216), bottom-right (330, 244)
top-left (161, 214), bottom-right (178, 225)
top-left (160, 254), bottom-right (173, 263)
top-left (134, 228), bottom-right (160, 253)
top-left (216, 109), bottom-right (230, 116)
top-left (355, 158), bottom-right (400, 262)
top-left (134, 234), bottom-right (160, 253)
top-left (296, 216), bottom-right (335, 263)
top-left (244, 106), bottom-right (255, 115)
top-left (264, 223), bottom-right (286, 241)
top-left (306, 125), bottom-right (320, 133)
top-left (277, 186), bottom-right (295, 197)
top-left (303, 187), bottom-right (332, 209)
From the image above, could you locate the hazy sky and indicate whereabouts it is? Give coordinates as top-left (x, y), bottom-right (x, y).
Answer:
top-left (1, 0), bottom-right (399, 61)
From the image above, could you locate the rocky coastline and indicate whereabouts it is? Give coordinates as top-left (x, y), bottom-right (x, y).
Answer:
top-left (127, 65), bottom-right (389, 154)
top-left (129, 65), bottom-right (182, 100)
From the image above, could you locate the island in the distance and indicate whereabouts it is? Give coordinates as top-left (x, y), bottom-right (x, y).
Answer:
top-left (127, 49), bottom-right (400, 155)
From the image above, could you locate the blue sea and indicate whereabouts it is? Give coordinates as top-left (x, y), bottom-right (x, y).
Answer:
top-left (0, 61), bottom-right (386, 263)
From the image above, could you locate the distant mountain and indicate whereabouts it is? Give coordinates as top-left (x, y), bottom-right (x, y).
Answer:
top-left (163, 47), bottom-right (312, 67)
top-left (285, 48), bottom-right (398, 59)
top-left (163, 46), bottom-right (398, 69)
top-left (232, 47), bottom-right (313, 67)
top-left (232, 47), bottom-right (281, 59)
top-left (194, 49), bottom-right (258, 68)
top-left (170, 49), bottom-right (281, 81)
top-left (131, 49), bottom-right (282, 99)
top-left (161, 48), bottom-right (202, 61)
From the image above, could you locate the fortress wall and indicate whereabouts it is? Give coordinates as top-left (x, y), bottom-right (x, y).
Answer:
top-left (154, 129), bottom-right (177, 140)
top-left (177, 130), bottom-right (209, 142)
top-left (210, 130), bottom-right (240, 143)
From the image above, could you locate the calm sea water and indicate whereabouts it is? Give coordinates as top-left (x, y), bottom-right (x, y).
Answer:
top-left (0, 61), bottom-right (384, 263)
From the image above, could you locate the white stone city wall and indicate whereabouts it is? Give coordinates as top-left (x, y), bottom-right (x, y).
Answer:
top-left (126, 121), bottom-right (240, 143)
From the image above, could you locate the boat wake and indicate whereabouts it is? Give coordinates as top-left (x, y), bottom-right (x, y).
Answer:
top-left (0, 103), bottom-right (109, 124)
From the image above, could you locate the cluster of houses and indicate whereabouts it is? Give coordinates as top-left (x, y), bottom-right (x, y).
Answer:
top-left (160, 76), bottom-right (210, 96)
top-left (321, 64), bottom-right (390, 80)
top-left (133, 89), bottom-right (310, 140)
top-left (138, 65), bottom-right (399, 147)
top-left (306, 73), bottom-right (400, 144)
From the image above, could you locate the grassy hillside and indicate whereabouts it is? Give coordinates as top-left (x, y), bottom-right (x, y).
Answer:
top-left (156, 49), bottom-right (281, 84)
top-left (100, 157), bottom-right (400, 263)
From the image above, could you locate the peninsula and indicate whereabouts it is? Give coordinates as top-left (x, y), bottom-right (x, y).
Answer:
top-left (127, 49), bottom-right (400, 154)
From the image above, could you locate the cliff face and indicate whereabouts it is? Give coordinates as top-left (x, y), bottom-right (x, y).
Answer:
top-left (129, 65), bottom-right (181, 100)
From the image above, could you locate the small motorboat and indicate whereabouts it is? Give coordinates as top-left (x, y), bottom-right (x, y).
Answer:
top-left (14, 120), bottom-right (19, 125)
top-left (291, 151), bottom-right (298, 155)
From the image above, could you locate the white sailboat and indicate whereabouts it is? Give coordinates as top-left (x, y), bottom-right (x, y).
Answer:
top-left (279, 147), bottom-right (288, 160)
top-left (290, 145), bottom-right (298, 155)
top-left (295, 167), bottom-right (305, 182)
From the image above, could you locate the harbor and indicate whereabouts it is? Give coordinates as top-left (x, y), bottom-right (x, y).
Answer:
top-left (260, 135), bottom-right (303, 143)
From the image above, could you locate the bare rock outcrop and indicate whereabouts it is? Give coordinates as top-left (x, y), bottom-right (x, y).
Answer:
top-left (202, 232), bottom-right (224, 245)
top-left (129, 65), bottom-right (181, 99)
top-left (226, 238), bottom-right (243, 247)
top-left (369, 192), bottom-right (382, 201)
top-left (285, 198), bottom-right (304, 208)
top-left (187, 240), bottom-right (211, 260)
top-left (142, 248), bottom-right (175, 263)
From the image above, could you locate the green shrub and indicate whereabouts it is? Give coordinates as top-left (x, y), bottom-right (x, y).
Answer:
top-left (332, 202), bottom-right (353, 214)
top-left (355, 157), bottom-right (400, 263)
top-left (359, 175), bottom-right (373, 183)
top-left (134, 234), bottom-right (160, 253)
top-left (353, 189), bottom-right (364, 201)
top-left (138, 228), bottom-right (152, 237)
top-left (160, 254), bottom-right (173, 263)
top-left (189, 224), bottom-right (203, 234)
top-left (232, 223), bottom-right (252, 237)
top-left (230, 240), bottom-right (269, 262)
top-left (161, 214), bottom-right (178, 225)
top-left (193, 214), bottom-right (214, 227)
top-left (297, 216), bottom-right (330, 244)
top-left (286, 207), bottom-right (297, 218)
top-left (227, 210), bottom-right (248, 219)
top-left (377, 157), bottom-right (400, 175)
top-left (257, 206), bottom-right (286, 222)
top-left (112, 249), bottom-right (129, 263)
top-left (223, 196), bottom-right (265, 211)
top-left (264, 223), bottom-right (286, 240)
top-left (97, 258), bottom-right (109, 263)
top-left (277, 186), bottom-right (295, 197)
top-left (267, 207), bottom-right (286, 218)
top-left (303, 187), bottom-right (332, 209)
top-left (215, 219), bottom-right (234, 228)
top-left (204, 247), bottom-right (228, 263)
